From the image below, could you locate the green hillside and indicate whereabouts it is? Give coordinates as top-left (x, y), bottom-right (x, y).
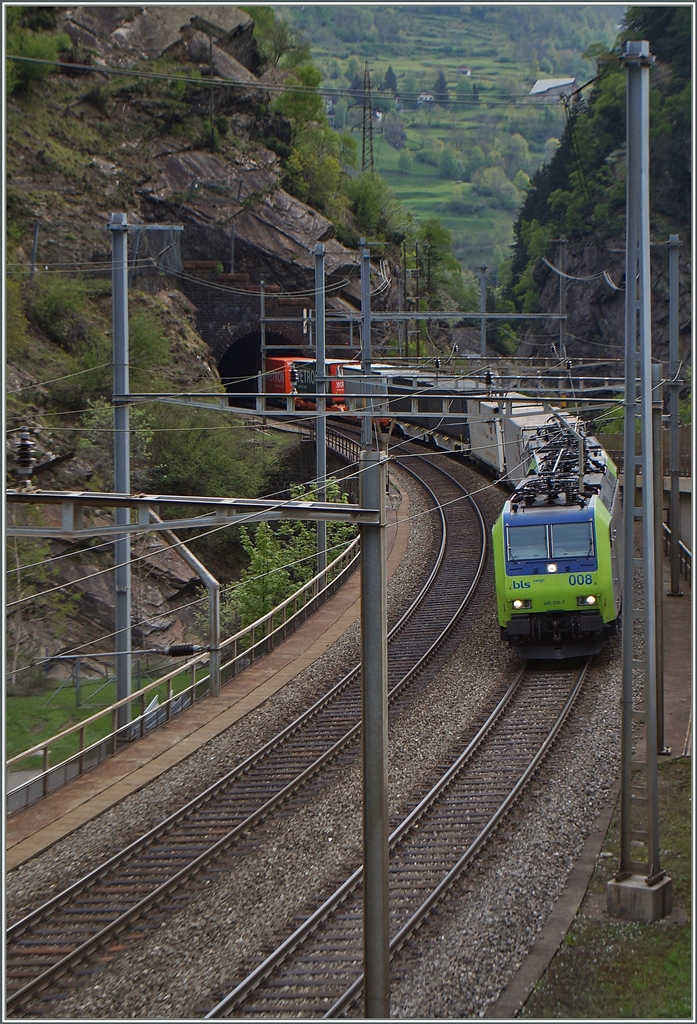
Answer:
top-left (285, 5), bottom-right (623, 273)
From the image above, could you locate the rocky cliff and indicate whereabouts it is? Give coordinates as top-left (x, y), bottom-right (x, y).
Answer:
top-left (519, 236), bottom-right (692, 373)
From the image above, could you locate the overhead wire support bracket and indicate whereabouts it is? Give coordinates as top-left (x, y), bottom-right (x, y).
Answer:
top-left (6, 490), bottom-right (381, 541)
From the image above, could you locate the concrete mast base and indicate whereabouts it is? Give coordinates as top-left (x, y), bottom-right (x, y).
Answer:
top-left (606, 874), bottom-right (673, 922)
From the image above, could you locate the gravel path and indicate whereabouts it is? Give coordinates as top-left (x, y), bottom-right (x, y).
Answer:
top-left (7, 456), bottom-right (622, 1020)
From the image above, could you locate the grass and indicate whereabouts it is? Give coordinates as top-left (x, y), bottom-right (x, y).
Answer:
top-left (520, 758), bottom-right (692, 1019)
top-left (6, 666), bottom-right (211, 771)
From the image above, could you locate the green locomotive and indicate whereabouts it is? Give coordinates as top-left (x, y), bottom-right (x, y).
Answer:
top-left (492, 423), bottom-right (622, 659)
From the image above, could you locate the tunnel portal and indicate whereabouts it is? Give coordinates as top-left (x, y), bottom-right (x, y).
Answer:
top-left (217, 331), bottom-right (306, 403)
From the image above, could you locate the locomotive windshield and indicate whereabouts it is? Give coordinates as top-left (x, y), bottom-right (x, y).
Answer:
top-left (550, 521), bottom-right (594, 558)
top-left (506, 525), bottom-right (548, 561)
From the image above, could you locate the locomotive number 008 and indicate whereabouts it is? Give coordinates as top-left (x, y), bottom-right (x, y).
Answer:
top-left (568, 574), bottom-right (594, 585)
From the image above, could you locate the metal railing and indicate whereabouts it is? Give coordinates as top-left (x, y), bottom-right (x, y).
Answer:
top-left (662, 522), bottom-right (692, 583)
top-left (6, 536), bottom-right (360, 815)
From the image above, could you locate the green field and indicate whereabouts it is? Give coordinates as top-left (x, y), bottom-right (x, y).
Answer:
top-left (291, 5), bottom-right (621, 273)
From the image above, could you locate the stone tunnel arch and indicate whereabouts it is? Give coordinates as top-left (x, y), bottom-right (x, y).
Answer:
top-left (217, 330), bottom-right (306, 403)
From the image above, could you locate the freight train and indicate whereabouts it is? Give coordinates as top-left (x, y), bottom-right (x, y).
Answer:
top-left (257, 357), bottom-right (622, 657)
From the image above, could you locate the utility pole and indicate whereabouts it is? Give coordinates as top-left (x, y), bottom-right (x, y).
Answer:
top-left (109, 215), bottom-right (184, 730)
top-left (357, 237), bottom-right (390, 1014)
top-left (478, 266), bottom-right (487, 358)
top-left (109, 213), bottom-right (132, 734)
top-left (260, 280), bottom-right (266, 413)
top-left (30, 220), bottom-right (40, 280)
top-left (559, 237), bottom-right (567, 359)
top-left (608, 39), bottom-right (672, 923)
top-left (398, 240), bottom-right (406, 359)
top-left (414, 242), bottom-right (420, 360)
top-left (651, 364), bottom-right (667, 754)
top-left (667, 234), bottom-right (683, 597)
top-left (362, 63), bottom-right (374, 174)
top-left (315, 243), bottom-right (327, 580)
top-left (359, 447), bottom-right (389, 1019)
top-left (360, 240), bottom-right (373, 449)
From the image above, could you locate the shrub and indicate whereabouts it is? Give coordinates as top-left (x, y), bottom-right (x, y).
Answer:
top-left (28, 276), bottom-right (91, 351)
top-left (6, 25), bottom-right (70, 94)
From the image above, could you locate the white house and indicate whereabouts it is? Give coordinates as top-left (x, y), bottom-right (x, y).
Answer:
top-left (529, 78), bottom-right (577, 102)
top-left (418, 93), bottom-right (434, 106)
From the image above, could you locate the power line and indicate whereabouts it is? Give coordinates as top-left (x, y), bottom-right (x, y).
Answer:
top-left (6, 54), bottom-right (585, 109)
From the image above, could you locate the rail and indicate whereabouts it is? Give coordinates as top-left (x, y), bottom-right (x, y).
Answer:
top-left (6, 537), bottom-right (360, 813)
top-left (662, 522), bottom-right (692, 582)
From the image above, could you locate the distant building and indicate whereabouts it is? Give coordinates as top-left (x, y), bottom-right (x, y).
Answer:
top-left (418, 93), bottom-right (434, 106)
top-left (458, 66), bottom-right (472, 76)
top-left (529, 78), bottom-right (577, 102)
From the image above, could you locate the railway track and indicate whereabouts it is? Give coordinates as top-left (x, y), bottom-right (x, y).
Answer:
top-left (205, 660), bottom-right (591, 1019)
top-left (6, 451), bottom-right (487, 1016)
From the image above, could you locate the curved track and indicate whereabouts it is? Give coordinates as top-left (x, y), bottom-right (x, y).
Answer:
top-left (206, 660), bottom-right (590, 1019)
top-left (6, 452), bottom-right (487, 1016)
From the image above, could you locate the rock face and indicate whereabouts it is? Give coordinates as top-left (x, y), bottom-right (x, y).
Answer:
top-left (60, 4), bottom-right (364, 360)
top-left (520, 237), bottom-right (692, 371)
top-left (61, 6), bottom-right (260, 72)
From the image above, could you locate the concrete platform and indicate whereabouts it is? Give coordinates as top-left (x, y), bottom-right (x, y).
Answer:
top-left (6, 487), bottom-right (411, 870)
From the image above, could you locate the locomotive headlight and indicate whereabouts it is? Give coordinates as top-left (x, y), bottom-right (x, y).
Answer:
top-left (547, 563), bottom-right (558, 573)
top-left (577, 595), bottom-right (597, 606)
top-left (512, 599), bottom-right (531, 610)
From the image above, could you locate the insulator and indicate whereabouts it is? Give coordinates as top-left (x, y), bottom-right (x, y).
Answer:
top-left (163, 643), bottom-right (204, 657)
top-left (290, 366), bottom-right (298, 385)
top-left (15, 428), bottom-right (36, 476)
top-left (485, 369), bottom-right (493, 387)
top-left (434, 357), bottom-right (440, 369)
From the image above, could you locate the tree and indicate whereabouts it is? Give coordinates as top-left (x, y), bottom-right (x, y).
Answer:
top-left (513, 169), bottom-right (531, 192)
top-left (272, 64), bottom-right (325, 136)
top-left (6, 16), bottom-right (70, 95)
top-left (415, 218), bottom-right (462, 306)
top-left (473, 166), bottom-right (520, 210)
top-left (505, 133), bottom-right (532, 179)
top-left (384, 65), bottom-right (398, 94)
top-left (344, 172), bottom-right (409, 242)
top-left (242, 7), bottom-right (311, 69)
top-left (433, 69), bottom-right (449, 106)
top-left (6, 506), bottom-right (79, 693)
top-left (439, 145), bottom-right (462, 180)
top-left (205, 479), bottom-right (357, 640)
top-left (402, 73), bottom-right (419, 109)
top-left (455, 77), bottom-right (473, 102)
top-left (398, 150), bottom-right (413, 175)
top-left (383, 112), bottom-right (407, 150)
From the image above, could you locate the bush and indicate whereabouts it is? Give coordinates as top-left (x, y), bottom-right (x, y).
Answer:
top-left (6, 25), bottom-right (70, 94)
top-left (6, 279), bottom-right (31, 361)
top-left (28, 276), bottom-right (91, 351)
top-left (343, 172), bottom-right (409, 242)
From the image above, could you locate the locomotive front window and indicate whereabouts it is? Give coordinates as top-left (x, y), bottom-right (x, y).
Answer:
top-left (551, 522), bottom-right (594, 558)
top-left (506, 524), bottom-right (548, 561)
